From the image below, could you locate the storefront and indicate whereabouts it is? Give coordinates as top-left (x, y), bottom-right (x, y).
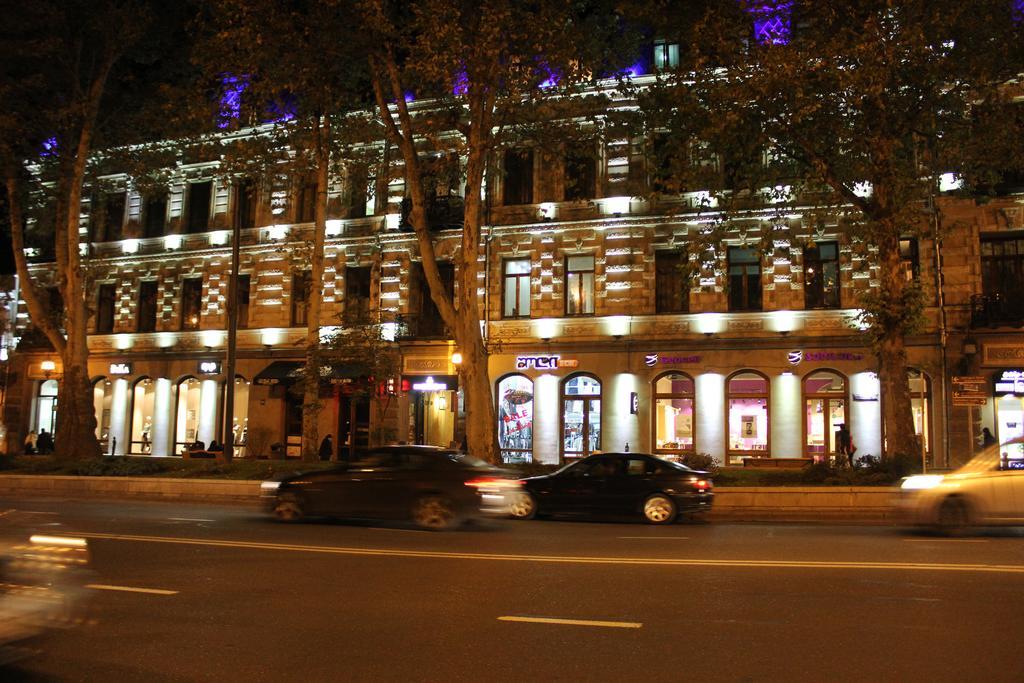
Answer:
top-left (401, 374), bottom-right (458, 447)
top-left (994, 369), bottom-right (1024, 444)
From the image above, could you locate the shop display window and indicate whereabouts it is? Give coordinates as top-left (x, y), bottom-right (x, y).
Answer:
top-left (727, 371), bottom-right (769, 463)
top-left (653, 372), bottom-right (695, 455)
top-left (93, 378), bottom-right (114, 452)
top-left (497, 374), bottom-right (534, 463)
top-left (34, 379), bottom-right (59, 436)
top-left (562, 374), bottom-right (601, 461)
top-left (130, 377), bottom-right (156, 454)
top-left (996, 395), bottom-right (1024, 445)
top-left (803, 370), bottom-right (847, 459)
top-left (175, 377), bottom-right (203, 454)
top-left (908, 369), bottom-right (932, 455)
top-left (232, 376), bottom-right (250, 450)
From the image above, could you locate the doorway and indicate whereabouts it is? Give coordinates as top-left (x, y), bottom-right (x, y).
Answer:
top-left (337, 393), bottom-right (370, 460)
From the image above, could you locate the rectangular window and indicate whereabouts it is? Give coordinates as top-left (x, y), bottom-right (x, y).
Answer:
top-left (291, 271), bottom-right (311, 326)
top-left (728, 247), bottom-right (762, 311)
top-left (186, 181), bottom-right (212, 234)
top-left (564, 147), bottom-right (597, 201)
top-left (103, 192), bottom-right (125, 241)
top-left (234, 179), bottom-right (257, 230)
top-left (565, 255), bottom-right (595, 316)
top-left (980, 234), bottom-right (1024, 322)
top-left (653, 39), bottom-right (680, 71)
top-left (96, 283), bottom-right (116, 334)
top-left (899, 237), bottom-right (920, 282)
top-left (803, 241), bottom-right (840, 309)
top-left (344, 266), bottom-right (372, 325)
top-left (414, 262), bottom-right (454, 337)
top-left (180, 278), bottom-right (203, 331)
top-left (137, 281), bottom-right (158, 333)
top-left (295, 174), bottom-right (317, 223)
top-left (655, 250), bottom-right (689, 313)
top-left (503, 150), bottom-right (534, 205)
top-left (236, 274), bottom-right (251, 329)
top-left (502, 259), bottom-right (531, 318)
top-left (348, 168), bottom-right (369, 218)
top-left (143, 197), bottom-right (166, 238)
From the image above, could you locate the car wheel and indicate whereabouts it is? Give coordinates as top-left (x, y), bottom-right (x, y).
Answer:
top-left (509, 492), bottom-right (538, 520)
top-left (274, 492), bottom-right (305, 522)
top-left (412, 495), bottom-right (458, 531)
top-left (936, 497), bottom-right (970, 536)
top-left (642, 494), bottom-right (677, 525)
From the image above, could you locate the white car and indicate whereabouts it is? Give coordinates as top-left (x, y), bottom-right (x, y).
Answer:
top-left (899, 438), bottom-right (1024, 533)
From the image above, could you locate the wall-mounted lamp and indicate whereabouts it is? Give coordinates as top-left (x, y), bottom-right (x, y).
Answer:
top-left (40, 360), bottom-right (56, 377)
top-left (450, 351), bottom-right (463, 366)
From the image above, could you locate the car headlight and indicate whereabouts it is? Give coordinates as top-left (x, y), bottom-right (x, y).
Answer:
top-left (900, 475), bottom-right (944, 490)
top-left (260, 481), bottom-right (281, 494)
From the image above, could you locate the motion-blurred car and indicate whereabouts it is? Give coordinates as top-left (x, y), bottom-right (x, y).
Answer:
top-left (261, 445), bottom-right (521, 530)
top-left (899, 438), bottom-right (1024, 533)
top-left (509, 452), bottom-right (713, 524)
top-left (0, 534), bottom-right (91, 665)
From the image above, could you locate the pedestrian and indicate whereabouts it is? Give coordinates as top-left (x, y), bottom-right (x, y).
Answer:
top-left (23, 430), bottom-right (38, 455)
top-left (319, 434), bottom-right (333, 461)
top-left (981, 427), bottom-right (997, 448)
top-left (36, 428), bottom-right (54, 455)
top-left (836, 423), bottom-right (855, 467)
top-left (208, 440), bottom-right (223, 453)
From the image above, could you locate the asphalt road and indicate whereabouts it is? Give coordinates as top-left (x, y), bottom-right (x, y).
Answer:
top-left (2, 496), bottom-right (1023, 683)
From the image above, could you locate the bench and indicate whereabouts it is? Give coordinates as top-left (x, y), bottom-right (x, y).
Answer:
top-left (742, 457), bottom-right (814, 469)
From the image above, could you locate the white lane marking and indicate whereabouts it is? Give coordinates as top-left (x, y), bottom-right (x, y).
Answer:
top-left (21, 510), bottom-right (59, 515)
top-left (70, 531), bottom-right (1024, 575)
top-left (0, 509), bottom-right (16, 518)
top-left (618, 536), bottom-right (689, 540)
top-left (903, 539), bottom-right (989, 543)
top-left (168, 517), bottom-right (216, 522)
top-left (499, 616), bottom-right (642, 629)
top-left (87, 584), bottom-right (178, 596)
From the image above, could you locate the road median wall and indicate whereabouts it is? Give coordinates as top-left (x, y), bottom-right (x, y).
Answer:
top-left (0, 475), bottom-right (899, 521)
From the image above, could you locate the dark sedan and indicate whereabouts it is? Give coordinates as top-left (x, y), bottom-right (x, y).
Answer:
top-left (509, 452), bottom-right (713, 524)
top-left (261, 445), bottom-right (521, 530)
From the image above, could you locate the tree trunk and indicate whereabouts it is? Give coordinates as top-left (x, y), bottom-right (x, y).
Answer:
top-left (301, 118), bottom-right (330, 462)
top-left (874, 230), bottom-right (919, 459)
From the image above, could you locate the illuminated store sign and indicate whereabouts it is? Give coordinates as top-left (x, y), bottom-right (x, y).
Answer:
top-left (109, 362), bottom-right (132, 375)
top-left (644, 353), bottom-right (701, 368)
top-left (515, 355), bottom-right (579, 370)
top-left (995, 370), bottom-right (1024, 396)
top-left (412, 376), bottom-right (449, 391)
top-left (788, 350), bottom-right (864, 366)
top-left (198, 361), bottom-right (222, 375)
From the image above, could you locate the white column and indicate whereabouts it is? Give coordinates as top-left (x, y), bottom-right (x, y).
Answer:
top-left (695, 373), bottom-right (725, 464)
top-left (151, 379), bottom-right (173, 457)
top-left (850, 372), bottom-right (882, 458)
top-left (772, 373), bottom-right (802, 458)
top-left (608, 372), bottom-right (639, 453)
top-left (534, 373), bottom-right (560, 464)
top-left (109, 379), bottom-right (129, 456)
top-left (198, 379), bottom-right (220, 446)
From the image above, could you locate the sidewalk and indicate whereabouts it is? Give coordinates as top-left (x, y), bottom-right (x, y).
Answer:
top-left (0, 474), bottom-right (900, 522)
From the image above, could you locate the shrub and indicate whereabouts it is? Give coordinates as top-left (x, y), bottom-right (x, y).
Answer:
top-left (678, 452), bottom-right (719, 475)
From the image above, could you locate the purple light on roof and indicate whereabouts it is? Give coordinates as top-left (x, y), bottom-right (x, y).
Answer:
top-left (404, 91), bottom-right (415, 103)
top-left (218, 74), bottom-right (249, 129)
top-left (620, 59), bottom-right (647, 79)
top-left (40, 137), bottom-right (58, 157)
top-left (749, 2), bottom-right (792, 45)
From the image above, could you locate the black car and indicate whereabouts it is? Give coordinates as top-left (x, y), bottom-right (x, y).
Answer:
top-left (261, 445), bottom-right (521, 530)
top-left (509, 452), bottom-right (713, 524)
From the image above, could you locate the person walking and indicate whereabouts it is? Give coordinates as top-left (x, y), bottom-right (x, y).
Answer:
top-left (23, 430), bottom-right (38, 455)
top-left (36, 428), bottom-right (54, 455)
top-left (981, 427), bottom-right (997, 448)
top-left (318, 434), bottom-right (333, 462)
top-left (836, 423), bottom-right (854, 467)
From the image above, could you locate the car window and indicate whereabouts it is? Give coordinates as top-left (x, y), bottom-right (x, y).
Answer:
top-left (626, 458), bottom-right (657, 476)
top-left (351, 451), bottom-right (401, 469)
top-left (564, 459), bottom-right (602, 477)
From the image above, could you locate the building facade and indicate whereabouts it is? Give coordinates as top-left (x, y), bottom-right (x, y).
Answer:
top-left (6, 101), bottom-right (1024, 467)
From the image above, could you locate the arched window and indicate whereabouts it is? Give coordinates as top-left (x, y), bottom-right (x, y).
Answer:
top-left (803, 370), bottom-right (848, 459)
top-left (231, 375), bottom-right (250, 448)
top-left (175, 376), bottom-right (203, 454)
top-left (496, 374), bottom-right (534, 464)
top-left (561, 373), bottom-right (601, 462)
top-left (93, 378), bottom-right (114, 453)
top-left (908, 368), bottom-right (933, 456)
top-left (727, 371), bottom-right (769, 463)
top-left (130, 377), bottom-right (156, 454)
top-left (652, 372), bottom-right (695, 456)
top-left (35, 379), bottom-right (59, 436)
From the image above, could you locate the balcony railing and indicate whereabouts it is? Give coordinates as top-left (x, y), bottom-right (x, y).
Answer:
top-left (971, 294), bottom-right (1024, 328)
top-left (399, 195), bottom-right (464, 232)
top-left (394, 313), bottom-right (451, 340)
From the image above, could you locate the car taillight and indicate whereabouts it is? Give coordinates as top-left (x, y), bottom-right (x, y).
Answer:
top-left (465, 477), bottom-right (521, 489)
top-left (695, 479), bottom-right (712, 490)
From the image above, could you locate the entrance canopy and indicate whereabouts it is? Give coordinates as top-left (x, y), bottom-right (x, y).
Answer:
top-left (254, 361), bottom-right (365, 386)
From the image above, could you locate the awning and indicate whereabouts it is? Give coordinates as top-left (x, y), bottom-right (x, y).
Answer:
top-left (254, 361), bottom-right (303, 386)
top-left (254, 361), bottom-right (365, 386)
